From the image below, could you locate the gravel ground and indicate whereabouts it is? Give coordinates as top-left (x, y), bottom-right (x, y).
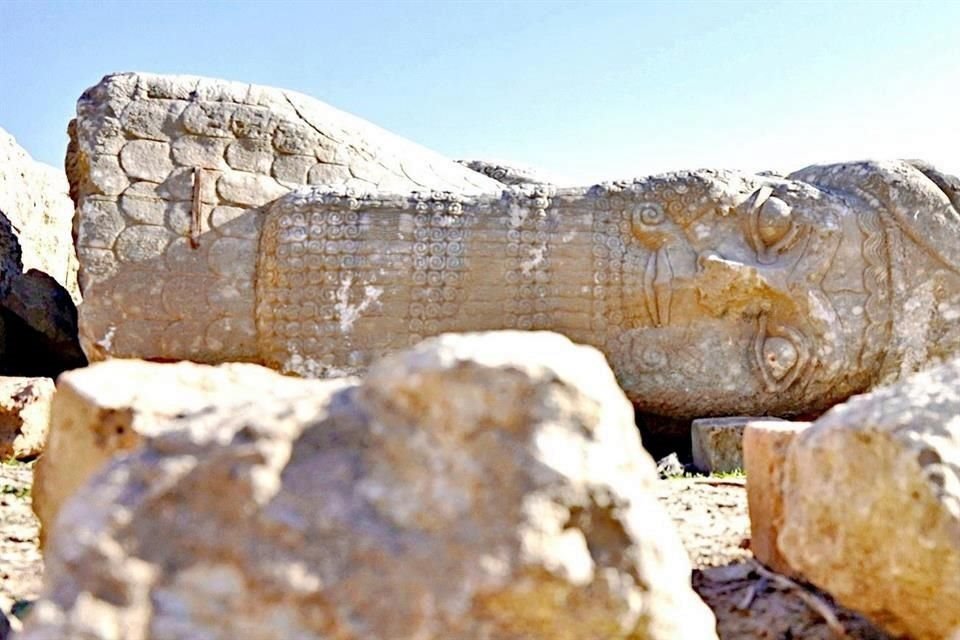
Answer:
top-left (0, 462), bottom-right (42, 632)
top-left (0, 464), bottom-right (899, 638)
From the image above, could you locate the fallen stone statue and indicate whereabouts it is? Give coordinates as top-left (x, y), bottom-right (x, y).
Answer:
top-left (71, 73), bottom-right (960, 418)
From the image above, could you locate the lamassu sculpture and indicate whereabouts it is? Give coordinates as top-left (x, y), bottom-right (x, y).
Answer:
top-left (69, 74), bottom-right (960, 419)
top-left (256, 160), bottom-right (960, 417)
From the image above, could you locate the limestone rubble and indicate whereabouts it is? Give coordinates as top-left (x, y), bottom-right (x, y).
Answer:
top-left (23, 331), bottom-right (716, 639)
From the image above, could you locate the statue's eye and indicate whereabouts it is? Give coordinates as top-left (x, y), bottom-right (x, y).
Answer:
top-left (746, 188), bottom-right (801, 264)
top-left (753, 314), bottom-right (810, 392)
top-left (760, 336), bottom-right (797, 381)
top-left (756, 197), bottom-right (793, 246)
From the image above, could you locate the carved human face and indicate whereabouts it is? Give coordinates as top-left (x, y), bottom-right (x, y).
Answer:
top-left (603, 173), bottom-right (882, 417)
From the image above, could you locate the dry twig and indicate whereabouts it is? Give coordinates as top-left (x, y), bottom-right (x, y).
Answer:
top-left (750, 560), bottom-right (849, 639)
top-left (692, 478), bottom-right (746, 488)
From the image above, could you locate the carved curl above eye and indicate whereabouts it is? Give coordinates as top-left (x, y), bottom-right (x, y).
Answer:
top-left (753, 313), bottom-right (813, 392)
top-left (745, 186), bottom-right (803, 264)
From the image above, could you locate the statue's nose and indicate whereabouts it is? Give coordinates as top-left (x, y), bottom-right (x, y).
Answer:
top-left (694, 251), bottom-right (792, 316)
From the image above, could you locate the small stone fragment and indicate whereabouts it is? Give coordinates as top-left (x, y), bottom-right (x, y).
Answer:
top-left (692, 416), bottom-right (782, 474)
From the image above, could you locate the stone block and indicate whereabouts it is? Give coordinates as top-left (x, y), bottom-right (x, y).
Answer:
top-left (692, 416), bottom-right (784, 473)
top-left (742, 419), bottom-right (811, 576)
top-left (0, 377), bottom-right (55, 460)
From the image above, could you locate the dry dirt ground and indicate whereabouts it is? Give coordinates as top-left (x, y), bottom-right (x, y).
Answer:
top-left (658, 478), bottom-right (898, 640)
top-left (0, 464), bottom-right (897, 638)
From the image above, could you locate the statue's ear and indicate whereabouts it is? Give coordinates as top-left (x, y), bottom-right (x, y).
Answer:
top-left (905, 160), bottom-right (960, 212)
top-left (791, 160), bottom-right (960, 275)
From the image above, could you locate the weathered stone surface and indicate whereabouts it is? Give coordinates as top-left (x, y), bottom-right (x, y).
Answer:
top-left (692, 416), bottom-right (783, 473)
top-left (215, 171), bottom-right (287, 206)
top-left (779, 359), bottom-right (960, 639)
top-left (25, 331), bottom-right (716, 639)
top-left (0, 127), bottom-right (78, 299)
top-left (0, 377), bottom-right (54, 460)
top-left (71, 72), bottom-right (501, 365)
top-left (32, 359), bottom-right (322, 547)
top-left (742, 419), bottom-right (811, 577)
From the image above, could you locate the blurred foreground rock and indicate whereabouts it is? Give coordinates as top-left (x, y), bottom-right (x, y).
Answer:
top-left (32, 359), bottom-right (323, 546)
top-left (0, 377), bottom-right (54, 461)
top-left (24, 331), bottom-right (715, 639)
top-left (779, 359), bottom-right (960, 640)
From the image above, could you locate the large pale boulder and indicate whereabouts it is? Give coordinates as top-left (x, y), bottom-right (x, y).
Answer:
top-left (32, 358), bottom-right (324, 547)
top-left (779, 359), bottom-right (960, 639)
top-left (0, 128), bottom-right (86, 377)
top-left (69, 72), bottom-right (501, 364)
top-left (24, 331), bottom-right (716, 639)
top-left (0, 127), bottom-right (78, 299)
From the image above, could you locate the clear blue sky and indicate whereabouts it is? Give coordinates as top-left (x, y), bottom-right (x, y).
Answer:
top-left (2, 0), bottom-right (958, 182)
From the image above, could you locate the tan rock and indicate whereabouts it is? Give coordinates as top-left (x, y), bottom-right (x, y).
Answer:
top-left (779, 359), bottom-right (960, 639)
top-left (741, 419), bottom-right (811, 576)
top-left (24, 331), bottom-right (716, 639)
top-left (0, 377), bottom-right (54, 460)
top-left (32, 359), bottom-right (321, 547)
top-left (691, 416), bottom-right (784, 473)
